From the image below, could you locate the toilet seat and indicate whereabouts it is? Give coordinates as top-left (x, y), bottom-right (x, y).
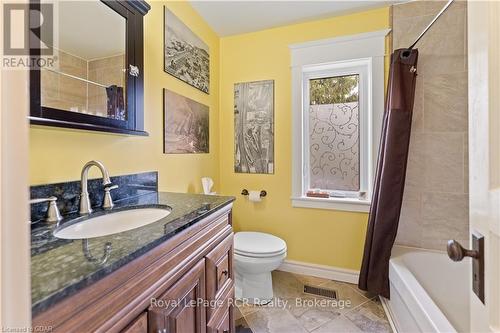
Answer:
top-left (235, 247), bottom-right (287, 258)
top-left (234, 232), bottom-right (287, 258)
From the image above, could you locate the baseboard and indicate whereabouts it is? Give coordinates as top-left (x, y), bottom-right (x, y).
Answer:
top-left (278, 259), bottom-right (360, 284)
top-left (380, 296), bottom-right (399, 333)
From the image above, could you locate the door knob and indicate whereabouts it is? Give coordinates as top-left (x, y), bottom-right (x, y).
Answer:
top-left (447, 239), bottom-right (479, 261)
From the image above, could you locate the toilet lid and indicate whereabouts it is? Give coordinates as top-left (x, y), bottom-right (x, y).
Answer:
top-left (234, 232), bottom-right (287, 257)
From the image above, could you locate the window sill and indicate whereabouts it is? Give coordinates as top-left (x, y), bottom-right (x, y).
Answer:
top-left (291, 196), bottom-right (371, 213)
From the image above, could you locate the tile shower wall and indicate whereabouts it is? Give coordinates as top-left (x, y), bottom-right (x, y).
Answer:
top-left (41, 50), bottom-right (125, 117)
top-left (41, 50), bottom-right (88, 112)
top-left (392, 0), bottom-right (468, 250)
top-left (88, 54), bottom-right (126, 117)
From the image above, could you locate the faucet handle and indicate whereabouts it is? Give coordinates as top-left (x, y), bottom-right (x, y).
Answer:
top-left (29, 196), bottom-right (63, 223)
top-left (103, 185), bottom-right (118, 210)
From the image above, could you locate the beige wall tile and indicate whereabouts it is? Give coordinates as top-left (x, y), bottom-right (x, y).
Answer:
top-left (393, 0), bottom-right (468, 250)
top-left (392, 15), bottom-right (431, 50)
top-left (424, 0), bottom-right (467, 16)
top-left (58, 75), bottom-right (87, 105)
top-left (41, 53), bottom-right (124, 116)
top-left (87, 54), bottom-right (125, 117)
top-left (40, 70), bottom-right (59, 101)
top-left (422, 192), bottom-right (468, 220)
top-left (424, 132), bottom-right (465, 193)
top-left (412, 75), bottom-right (424, 132)
top-left (405, 132), bottom-right (425, 190)
top-left (417, 14), bottom-right (467, 76)
top-left (393, 3), bottom-right (467, 76)
top-left (88, 54), bottom-right (125, 70)
top-left (59, 50), bottom-right (87, 78)
top-left (421, 192), bottom-right (469, 250)
top-left (395, 189), bottom-right (423, 247)
top-left (424, 71), bottom-right (468, 132)
top-left (392, 1), bottom-right (426, 20)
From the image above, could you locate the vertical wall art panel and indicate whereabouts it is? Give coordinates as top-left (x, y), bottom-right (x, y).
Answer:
top-left (164, 89), bottom-right (209, 154)
top-left (234, 80), bottom-right (274, 174)
top-left (164, 8), bottom-right (210, 94)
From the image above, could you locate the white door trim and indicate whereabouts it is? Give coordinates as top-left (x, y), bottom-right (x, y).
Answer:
top-left (468, 1), bottom-right (500, 331)
top-left (0, 0), bottom-right (31, 327)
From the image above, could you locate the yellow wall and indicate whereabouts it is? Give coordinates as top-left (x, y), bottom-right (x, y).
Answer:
top-left (219, 7), bottom-right (390, 270)
top-left (29, 1), bottom-right (220, 194)
top-left (30, 3), bottom-right (390, 271)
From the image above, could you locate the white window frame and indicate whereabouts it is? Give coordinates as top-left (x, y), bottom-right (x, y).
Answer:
top-left (289, 29), bottom-right (390, 212)
top-left (303, 60), bottom-right (370, 199)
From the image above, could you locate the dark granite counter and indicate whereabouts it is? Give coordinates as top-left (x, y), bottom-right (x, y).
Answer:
top-left (31, 191), bottom-right (234, 316)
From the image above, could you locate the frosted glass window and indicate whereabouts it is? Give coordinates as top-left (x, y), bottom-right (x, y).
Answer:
top-left (308, 75), bottom-right (360, 192)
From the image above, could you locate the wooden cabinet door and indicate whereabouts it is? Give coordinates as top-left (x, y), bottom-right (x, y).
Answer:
top-left (207, 308), bottom-right (230, 333)
top-left (205, 234), bottom-right (233, 320)
top-left (148, 259), bottom-right (206, 333)
top-left (121, 312), bottom-right (148, 333)
top-left (206, 286), bottom-right (234, 333)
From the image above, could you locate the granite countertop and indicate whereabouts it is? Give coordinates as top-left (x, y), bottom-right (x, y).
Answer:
top-left (31, 191), bottom-right (235, 316)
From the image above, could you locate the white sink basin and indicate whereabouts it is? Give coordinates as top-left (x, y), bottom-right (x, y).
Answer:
top-left (54, 207), bottom-right (171, 239)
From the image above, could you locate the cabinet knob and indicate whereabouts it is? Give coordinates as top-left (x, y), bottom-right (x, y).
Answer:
top-left (223, 330), bottom-right (229, 333)
top-left (221, 270), bottom-right (228, 276)
top-left (129, 64), bottom-right (140, 77)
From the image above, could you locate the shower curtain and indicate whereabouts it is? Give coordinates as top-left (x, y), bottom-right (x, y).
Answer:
top-left (358, 48), bottom-right (419, 298)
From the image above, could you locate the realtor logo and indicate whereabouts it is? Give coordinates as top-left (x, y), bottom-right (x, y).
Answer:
top-left (3, 3), bottom-right (53, 56)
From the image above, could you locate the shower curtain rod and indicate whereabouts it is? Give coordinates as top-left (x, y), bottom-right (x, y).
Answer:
top-left (407, 0), bottom-right (454, 50)
top-left (43, 68), bottom-right (110, 89)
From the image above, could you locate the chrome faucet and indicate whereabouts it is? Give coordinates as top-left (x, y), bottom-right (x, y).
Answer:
top-left (79, 160), bottom-right (112, 215)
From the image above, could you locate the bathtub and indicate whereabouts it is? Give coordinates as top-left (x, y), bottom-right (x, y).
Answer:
top-left (383, 246), bottom-right (470, 333)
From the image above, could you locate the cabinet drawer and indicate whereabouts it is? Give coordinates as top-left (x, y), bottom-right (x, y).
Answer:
top-left (206, 286), bottom-right (234, 333)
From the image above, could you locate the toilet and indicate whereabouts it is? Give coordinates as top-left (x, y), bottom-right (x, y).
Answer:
top-left (234, 231), bottom-right (287, 304)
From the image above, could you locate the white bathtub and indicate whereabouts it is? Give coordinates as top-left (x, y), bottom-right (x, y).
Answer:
top-left (383, 246), bottom-right (470, 333)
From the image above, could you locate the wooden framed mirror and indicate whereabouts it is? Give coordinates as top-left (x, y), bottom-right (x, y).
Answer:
top-left (29, 0), bottom-right (150, 136)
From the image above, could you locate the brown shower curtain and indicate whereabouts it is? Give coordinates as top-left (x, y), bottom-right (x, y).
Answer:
top-left (358, 48), bottom-right (419, 298)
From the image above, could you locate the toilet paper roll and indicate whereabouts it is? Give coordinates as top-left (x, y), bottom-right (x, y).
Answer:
top-left (248, 190), bottom-right (262, 202)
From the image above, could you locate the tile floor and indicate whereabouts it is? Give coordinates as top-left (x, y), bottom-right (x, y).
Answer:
top-left (235, 271), bottom-right (392, 333)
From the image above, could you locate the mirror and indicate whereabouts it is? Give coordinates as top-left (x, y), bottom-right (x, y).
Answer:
top-left (30, 0), bottom-right (150, 136)
top-left (41, 1), bottom-right (127, 120)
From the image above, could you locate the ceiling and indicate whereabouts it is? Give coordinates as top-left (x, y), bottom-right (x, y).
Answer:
top-left (57, 1), bottom-right (126, 60)
top-left (189, 1), bottom-right (401, 37)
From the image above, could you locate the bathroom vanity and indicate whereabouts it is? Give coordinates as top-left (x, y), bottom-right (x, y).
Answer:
top-left (31, 172), bottom-right (235, 333)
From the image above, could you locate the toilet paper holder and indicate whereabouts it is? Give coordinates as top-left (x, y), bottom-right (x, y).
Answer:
top-left (241, 189), bottom-right (267, 197)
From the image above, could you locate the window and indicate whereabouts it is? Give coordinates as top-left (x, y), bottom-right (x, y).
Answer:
top-left (309, 75), bottom-right (361, 194)
top-left (304, 61), bottom-right (369, 201)
top-left (290, 30), bottom-right (389, 212)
